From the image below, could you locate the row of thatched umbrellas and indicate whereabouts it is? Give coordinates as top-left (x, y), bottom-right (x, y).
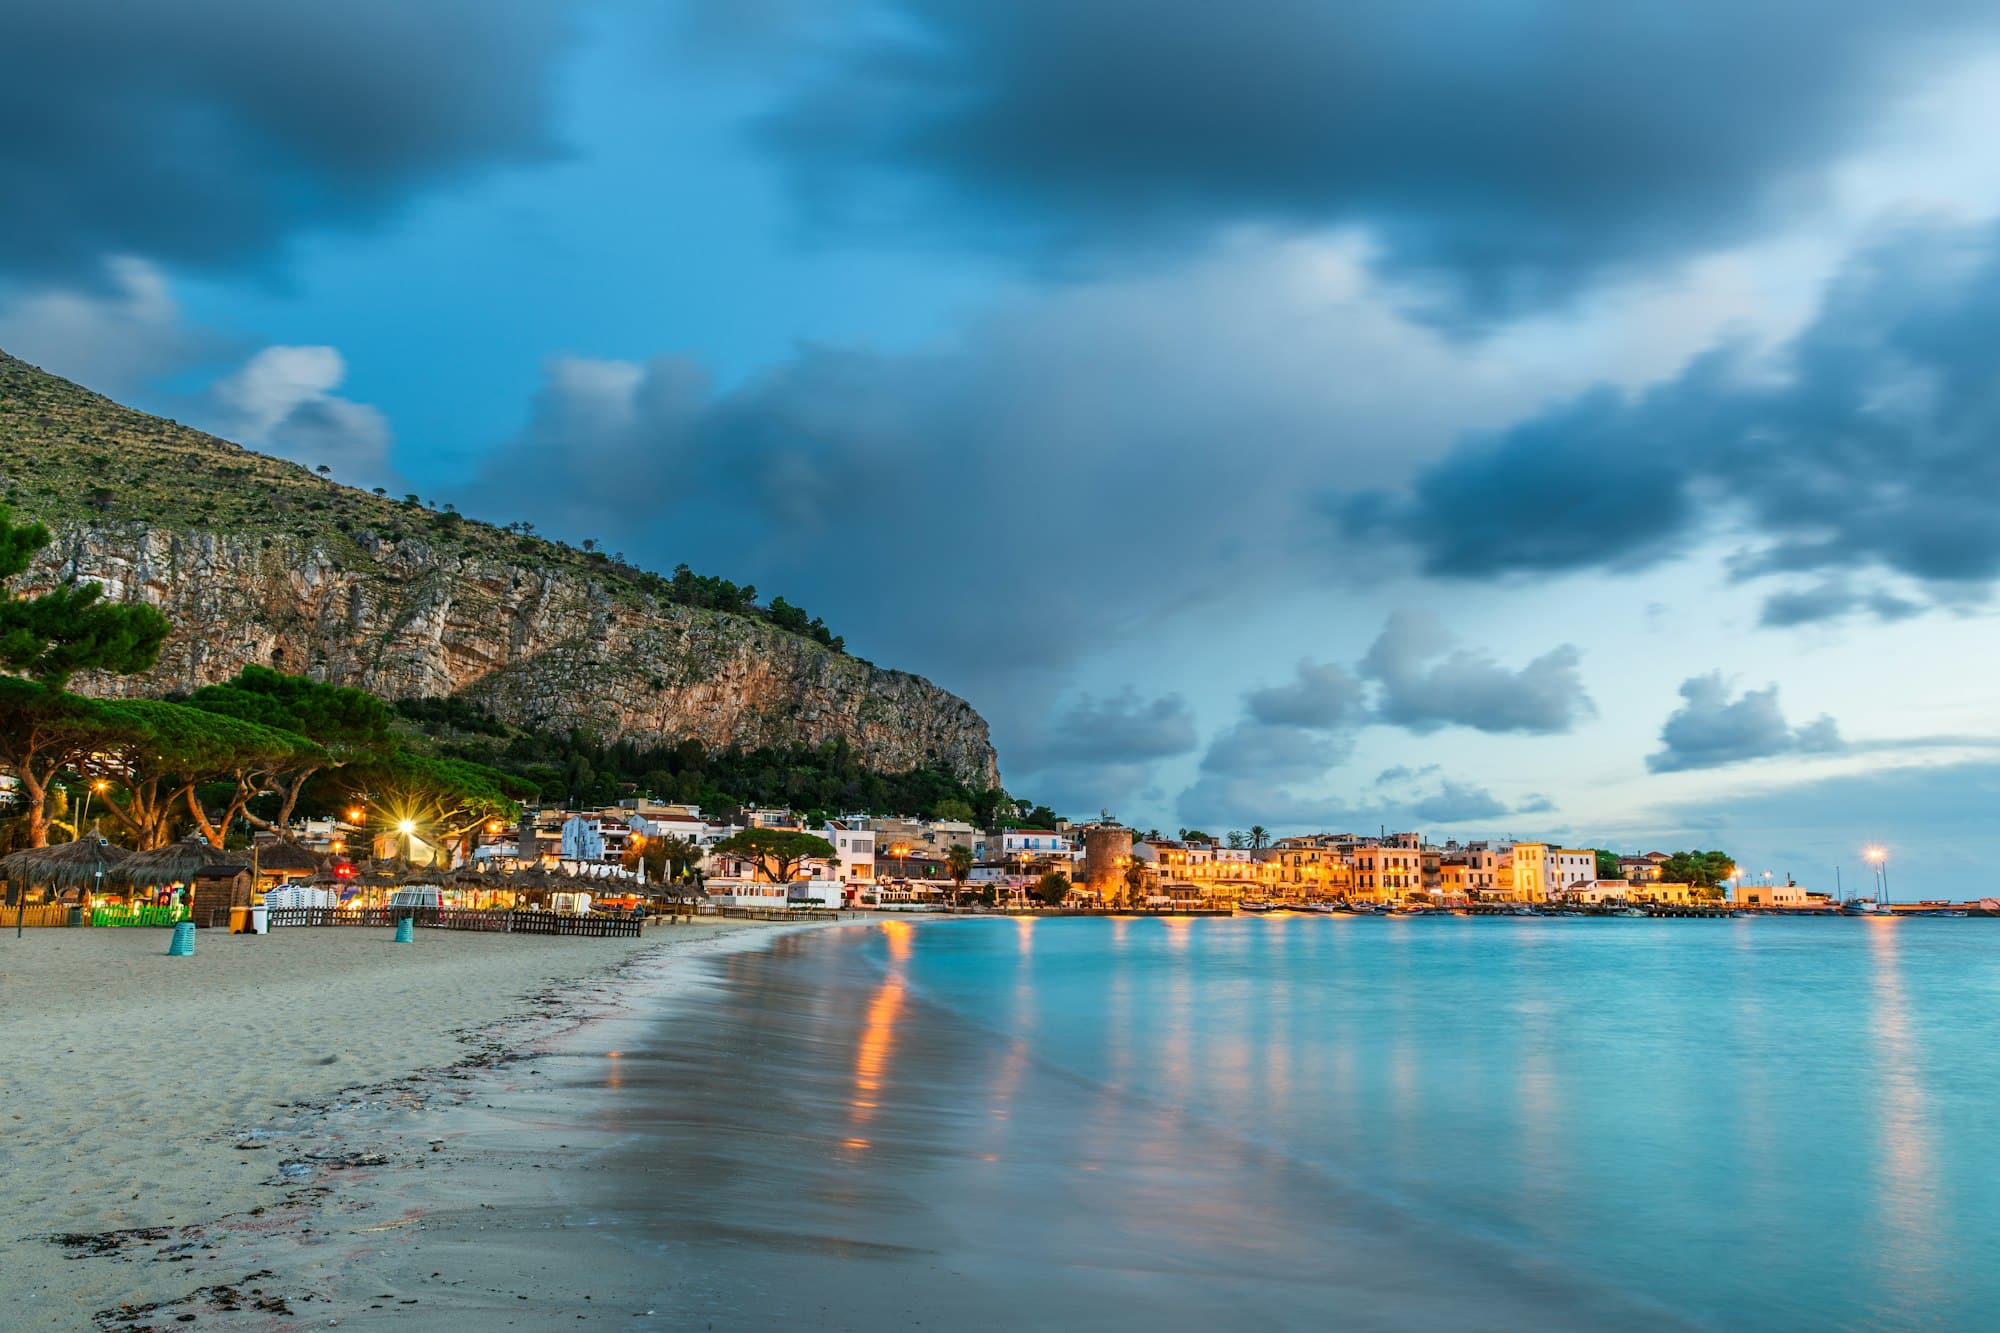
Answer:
top-left (0, 826), bottom-right (694, 900)
top-left (0, 827), bottom-right (316, 893)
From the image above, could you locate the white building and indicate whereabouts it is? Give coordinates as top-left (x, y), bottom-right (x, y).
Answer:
top-left (786, 878), bottom-right (847, 909)
top-left (1550, 848), bottom-right (1597, 897)
top-left (993, 829), bottom-right (1076, 862)
top-left (706, 881), bottom-right (794, 909)
top-left (820, 821), bottom-right (876, 885)
top-left (560, 815), bottom-right (606, 863)
top-left (625, 801), bottom-right (710, 843)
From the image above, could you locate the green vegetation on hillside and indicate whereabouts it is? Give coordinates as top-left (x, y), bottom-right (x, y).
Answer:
top-left (391, 695), bottom-right (1012, 825)
top-left (0, 350), bottom-right (846, 653)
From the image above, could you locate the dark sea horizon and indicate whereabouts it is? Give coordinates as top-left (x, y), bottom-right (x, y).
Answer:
top-left (555, 915), bottom-right (1998, 1330)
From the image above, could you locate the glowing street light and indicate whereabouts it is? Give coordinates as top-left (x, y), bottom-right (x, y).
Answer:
top-left (397, 818), bottom-right (417, 865)
top-left (1864, 845), bottom-right (1890, 905)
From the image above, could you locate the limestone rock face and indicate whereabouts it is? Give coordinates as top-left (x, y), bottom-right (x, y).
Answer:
top-left (32, 522), bottom-right (1000, 786)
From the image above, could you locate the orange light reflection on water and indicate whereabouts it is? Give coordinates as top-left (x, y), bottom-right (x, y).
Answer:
top-left (1866, 918), bottom-right (1943, 1308)
top-left (844, 924), bottom-right (912, 1152)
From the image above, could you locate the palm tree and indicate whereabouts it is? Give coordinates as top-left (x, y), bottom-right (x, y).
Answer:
top-left (1250, 825), bottom-right (1269, 849)
top-left (1123, 859), bottom-right (1149, 906)
top-left (946, 844), bottom-right (974, 907)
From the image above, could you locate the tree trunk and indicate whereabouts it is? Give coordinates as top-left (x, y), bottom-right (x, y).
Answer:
top-left (17, 770), bottom-right (48, 848)
top-left (242, 767), bottom-right (317, 842)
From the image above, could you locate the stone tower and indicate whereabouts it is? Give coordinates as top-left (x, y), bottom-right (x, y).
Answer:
top-left (1082, 825), bottom-right (1134, 905)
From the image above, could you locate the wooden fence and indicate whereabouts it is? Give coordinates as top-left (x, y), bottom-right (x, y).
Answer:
top-left (256, 906), bottom-right (643, 938)
top-left (7, 904), bottom-right (75, 928)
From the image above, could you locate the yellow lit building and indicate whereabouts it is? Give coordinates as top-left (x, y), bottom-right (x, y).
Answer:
top-left (1261, 845), bottom-right (1353, 901)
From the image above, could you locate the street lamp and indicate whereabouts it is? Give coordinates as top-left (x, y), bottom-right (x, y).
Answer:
top-left (77, 777), bottom-right (109, 832)
top-left (398, 818), bottom-right (417, 865)
top-left (1864, 845), bottom-right (1889, 904)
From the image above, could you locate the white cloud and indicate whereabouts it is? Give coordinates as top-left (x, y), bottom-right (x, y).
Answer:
top-left (0, 256), bottom-right (215, 391)
top-left (208, 345), bottom-right (395, 488)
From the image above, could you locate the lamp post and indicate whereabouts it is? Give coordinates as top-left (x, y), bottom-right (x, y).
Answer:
top-left (1864, 845), bottom-right (1889, 906)
top-left (77, 778), bottom-right (108, 834)
top-left (398, 819), bottom-right (417, 867)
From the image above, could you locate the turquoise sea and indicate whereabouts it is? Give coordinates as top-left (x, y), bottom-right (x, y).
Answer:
top-left (585, 915), bottom-right (2000, 1330)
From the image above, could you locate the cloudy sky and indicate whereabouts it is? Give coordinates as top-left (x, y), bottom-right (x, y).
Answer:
top-left (7, 0), bottom-right (2000, 891)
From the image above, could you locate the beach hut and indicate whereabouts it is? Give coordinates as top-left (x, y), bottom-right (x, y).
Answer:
top-left (189, 864), bottom-right (254, 927)
top-left (2, 824), bottom-right (133, 932)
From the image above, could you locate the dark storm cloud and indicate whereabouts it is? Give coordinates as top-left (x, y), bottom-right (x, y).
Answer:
top-left (1245, 660), bottom-right (1365, 730)
top-left (1334, 222), bottom-right (2000, 594)
top-left (1647, 674), bottom-right (1843, 774)
top-left (1175, 615), bottom-right (1588, 826)
top-left (702, 0), bottom-right (1996, 311)
top-left (1758, 579), bottom-right (1923, 629)
top-left (2, 1), bottom-right (571, 278)
top-left (1038, 690), bottom-right (1199, 765)
top-left (1006, 690), bottom-right (1199, 818)
top-left (462, 237), bottom-right (1504, 726)
top-left (1182, 742), bottom-right (1552, 832)
top-left (1407, 781), bottom-right (1510, 825)
top-left (1359, 611), bottom-right (1594, 735)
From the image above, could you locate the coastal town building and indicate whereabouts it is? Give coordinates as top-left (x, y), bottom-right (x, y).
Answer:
top-left (1350, 837), bottom-right (1422, 902)
top-left (1440, 841), bottom-right (1506, 898)
top-left (1737, 880), bottom-right (1809, 908)
top-left (1263, 843), bottom-right (1352, 900)
top-left (820, 821), bottom-right (877, 886)
top-left (1503, 843), bottom-right (1592, 901)
top-left (1618, 852), bottom-right (1671, 882)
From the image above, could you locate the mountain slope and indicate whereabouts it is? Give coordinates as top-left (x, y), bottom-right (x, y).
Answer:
top-left (0, 351), bottom-right (999, 785)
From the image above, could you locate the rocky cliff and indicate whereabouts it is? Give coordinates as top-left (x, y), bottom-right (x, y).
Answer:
top-left (0, 352), bottom-right (1000, 786)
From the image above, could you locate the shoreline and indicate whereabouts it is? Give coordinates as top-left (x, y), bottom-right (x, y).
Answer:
top-left (0, 918), bottom-right (854, 1329)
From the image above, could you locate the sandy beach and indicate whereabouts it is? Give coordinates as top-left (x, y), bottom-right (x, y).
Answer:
top-left (0, 918), bottom-right (827, 1330)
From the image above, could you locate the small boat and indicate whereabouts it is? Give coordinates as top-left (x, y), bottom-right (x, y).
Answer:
top-left (1238, 901), bottom-right (1276, 914)
top-left (1841, 898), bottom-right (1886, 916)
top-left (1618, 907), bottom-right (1649, 917)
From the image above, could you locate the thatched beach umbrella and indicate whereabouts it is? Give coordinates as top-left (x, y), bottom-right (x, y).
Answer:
top-left (4, 824), bottom-right (132, 935)
top-left (116, 833), bottom-right (234, 890)
top-left (253, 841), bottom-right (321, 880)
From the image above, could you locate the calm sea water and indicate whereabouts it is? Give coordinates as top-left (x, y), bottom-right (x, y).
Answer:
top-left (583, 916), bottom-right (2000, 1330)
